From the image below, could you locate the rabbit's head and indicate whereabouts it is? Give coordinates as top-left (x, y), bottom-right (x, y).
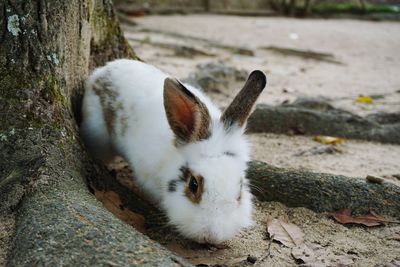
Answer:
top-left (162, 71), bottom-right (266, 244)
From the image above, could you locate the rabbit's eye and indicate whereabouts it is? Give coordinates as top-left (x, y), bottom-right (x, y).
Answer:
top-left (183, 170), bottom-right (203, 203)
top-left (189, 176), bottom-right (198, 194)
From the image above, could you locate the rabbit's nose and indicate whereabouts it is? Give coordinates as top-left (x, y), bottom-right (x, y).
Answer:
top-left (204, 234), bottom-right (219, 244)
top-left (202, 228), bottom-right (224, 244)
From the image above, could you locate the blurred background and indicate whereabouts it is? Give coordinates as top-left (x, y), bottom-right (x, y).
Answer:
top-left (113, 0), bottom-right (400, 179)
top-left (115, 0), bottom-right (400, 17)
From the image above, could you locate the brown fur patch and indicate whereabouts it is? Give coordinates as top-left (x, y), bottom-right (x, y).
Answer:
top-left (221, 70), bottom-right (266, 129)
top-left (91, 75), bottom-right (124, 137)
top-left (164, 78), bottom-right (211, 146)
top-left (237, 178), bottom-right (244, 203)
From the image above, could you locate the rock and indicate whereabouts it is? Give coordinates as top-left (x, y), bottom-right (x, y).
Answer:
top-left (246, 255), bottom-right (258, 264)
top-left (183, 62), bottom-right (248, 93)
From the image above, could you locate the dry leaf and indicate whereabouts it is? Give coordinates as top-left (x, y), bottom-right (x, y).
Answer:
top-left (292, 243), bottom-right (354, 266)
top-left (355, 95), bottom-right (373, 104)
top-left (314, 135), bottom-right (344, 145)
top-left (266, 216), bottom-right (304, 248)
top-left (329, 209), bottom-right (389, 227)
top-left (94, 189), bottom-right (146, 232)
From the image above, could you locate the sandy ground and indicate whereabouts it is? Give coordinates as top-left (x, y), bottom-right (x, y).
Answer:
top-left (120, 15), bottom-right (400, 266)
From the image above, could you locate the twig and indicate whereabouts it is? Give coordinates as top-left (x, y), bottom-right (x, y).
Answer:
top-left (257, 234), bottom-right (274, 264)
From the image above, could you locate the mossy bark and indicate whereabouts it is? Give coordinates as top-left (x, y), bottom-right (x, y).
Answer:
top-left (247, 103), bottom-right (400, 144)
top-left (247, 161), bottom-right (400, 218)
top-left (0, 1), bottom-right (188, 266)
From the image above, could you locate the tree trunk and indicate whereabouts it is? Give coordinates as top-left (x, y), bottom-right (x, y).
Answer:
top-left (0, 1), bottom-right (189, 266)
top-left (303, 0), bottom-right (313, 17)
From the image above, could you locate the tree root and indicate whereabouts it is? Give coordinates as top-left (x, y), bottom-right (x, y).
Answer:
top-left (247, 161), bottom-right (400, 218)
top-left (247, 101), bottom-right (400, 144)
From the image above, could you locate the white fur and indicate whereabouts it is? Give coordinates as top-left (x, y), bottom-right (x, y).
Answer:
top-left (81, 59), bottom-right (254, 243)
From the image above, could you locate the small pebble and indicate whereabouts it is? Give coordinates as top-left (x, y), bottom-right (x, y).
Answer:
top-left (246, 255), bottom-right (257, 264)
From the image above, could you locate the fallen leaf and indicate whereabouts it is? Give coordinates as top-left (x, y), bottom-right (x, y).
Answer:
top-left (94, 189), bottom-right (146, 232)
top-left (292, 243), bottom-right (354, 266)
top-left (355, 95), bottom-right (373, 104)
top-left (266, 216), bottom-right (304, 248)
top-left (314, 135), bottom-right (344, 145)
top-left (329, 209), bottom-right (389, 227)
top-left (107, 157), bottom-right (152, 203)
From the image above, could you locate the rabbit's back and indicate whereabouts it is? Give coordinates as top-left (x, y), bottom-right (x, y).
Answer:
top-left (81, 60), bottom-right (183, 197)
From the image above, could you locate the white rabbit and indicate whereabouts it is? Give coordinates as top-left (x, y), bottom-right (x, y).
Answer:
top-left (81, 59), bottom-right (266, 244)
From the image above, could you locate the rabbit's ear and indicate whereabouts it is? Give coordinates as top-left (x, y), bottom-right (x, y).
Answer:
top-left (221, 70), bottom-right (266, 130)
top-left (164, 78), bottom-right (211, 145)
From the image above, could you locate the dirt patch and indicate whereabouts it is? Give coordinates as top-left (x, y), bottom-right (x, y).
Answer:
top-left (147, 201), bottom-right (400, 266)
top-left (107, 156), bottom-right (399, 266)
top-left (249, 133), bottom-right (400, 184)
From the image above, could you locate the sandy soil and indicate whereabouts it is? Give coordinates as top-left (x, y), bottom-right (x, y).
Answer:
top-left (120, 15), bottom-right (400, 266)
top-left (127, 15), bottom-right (400, 116)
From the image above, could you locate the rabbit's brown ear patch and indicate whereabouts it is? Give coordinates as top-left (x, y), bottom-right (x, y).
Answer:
top-left (221, 70), bottom-right (266, 129)
top-left (164, 78), bottom-right (211, 145)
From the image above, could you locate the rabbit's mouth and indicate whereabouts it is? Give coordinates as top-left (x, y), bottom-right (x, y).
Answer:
top-left (175, 211), bottom-right (253, 244)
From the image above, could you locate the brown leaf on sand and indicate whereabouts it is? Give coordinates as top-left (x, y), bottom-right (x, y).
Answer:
top-left (292, 243), bottom-right (354, 266)
top-left (94, 189), bottom-right (146, 233)
top-left (266, 216), bottom-right (304, 248)
top-left (329, 209), bottom-right (390, 227)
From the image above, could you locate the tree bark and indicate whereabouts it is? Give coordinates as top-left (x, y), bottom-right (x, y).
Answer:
top-left (0, 1), bottom-right (189, 266)
top-left (247, 102), bottom-right (400, 144)
top-left (247, 161), bottom-right (400, 218)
